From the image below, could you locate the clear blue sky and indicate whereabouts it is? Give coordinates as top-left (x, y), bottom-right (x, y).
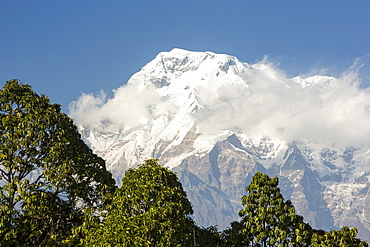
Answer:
top-left (1, 1), bottom-right (370, 111)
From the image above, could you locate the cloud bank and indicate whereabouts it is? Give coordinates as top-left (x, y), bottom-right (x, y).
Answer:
top-left (69, 57), bottom-right (370, 148)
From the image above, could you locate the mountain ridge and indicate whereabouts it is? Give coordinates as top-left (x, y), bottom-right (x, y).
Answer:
top-left (71, 48), bottom-right (370, 240)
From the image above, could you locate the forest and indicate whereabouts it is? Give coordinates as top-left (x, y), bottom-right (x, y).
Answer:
top-left (0, 80), bottom-right (368, 246)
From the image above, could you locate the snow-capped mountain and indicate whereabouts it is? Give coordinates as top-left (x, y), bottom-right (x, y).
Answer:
top-left (71, 48), bottom-right (370, 241)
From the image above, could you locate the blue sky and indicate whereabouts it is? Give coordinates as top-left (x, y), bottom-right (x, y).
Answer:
top-left (1, 1), bottom-right (370, 111)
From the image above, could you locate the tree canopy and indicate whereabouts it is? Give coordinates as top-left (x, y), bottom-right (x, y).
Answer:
top-left (222, 171), bottom-right (368, 247)
top-left (238, 172), bottom-right (312, 247)
top-left (311, 227), bottom-right (368, 247)
top-left (82, 159), bottom-right (194, 246)
top-left (0, 80), bottom-right (116, 245)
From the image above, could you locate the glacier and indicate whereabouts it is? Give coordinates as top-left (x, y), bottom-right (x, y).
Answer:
top-left (70, 48), bottom-right (370, 241)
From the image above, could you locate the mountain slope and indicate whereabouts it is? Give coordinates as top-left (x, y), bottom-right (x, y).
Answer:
top-left (71, 48), bottom-right (370, 240)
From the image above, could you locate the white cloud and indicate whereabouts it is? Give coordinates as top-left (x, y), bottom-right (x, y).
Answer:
top-left (69, 57), bottom-right (370, 148)
top-left (69, 83), bottom-right (162, 132)
top-left (195, 61), bottom-right (370, 147)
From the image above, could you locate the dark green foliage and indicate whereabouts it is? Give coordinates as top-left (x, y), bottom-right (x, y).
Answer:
top-left (0, 80), bottom-right (116, 245)
top-left (193, 225), bottom-right (224, 247)
top-left (81, 159), bottom-right (194, 246)
top-left (222, 221), bottom-right (252, 247)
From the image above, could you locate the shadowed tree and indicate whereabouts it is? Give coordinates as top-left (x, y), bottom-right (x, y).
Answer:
top-left (222, 221), bottom-right (252, 247)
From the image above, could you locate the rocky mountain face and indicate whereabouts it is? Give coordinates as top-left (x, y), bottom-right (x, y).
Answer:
top-left (73, 49), bottom-right (370, 241)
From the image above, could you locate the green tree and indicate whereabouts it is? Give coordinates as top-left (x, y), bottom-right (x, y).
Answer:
top-left (239, 172), bottom-right (312, 247)
top-left (0, 80), bottom-right (116, 246)
top-left (82, 159), bottom-right (194, 246)
top-left (311, 227), bottom-right (368, 247)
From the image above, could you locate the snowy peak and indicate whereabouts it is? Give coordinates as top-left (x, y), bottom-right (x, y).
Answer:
top-left (153, 48), bottom-right (247, 74)
top-left (71, 48), bottom-right (370, 155)
top-left (129, 48), bottom-right (249, 89)
top-left (292, 75), bottom-right (336, 88)
top-left (71, 48), bottom-right (370, 241)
